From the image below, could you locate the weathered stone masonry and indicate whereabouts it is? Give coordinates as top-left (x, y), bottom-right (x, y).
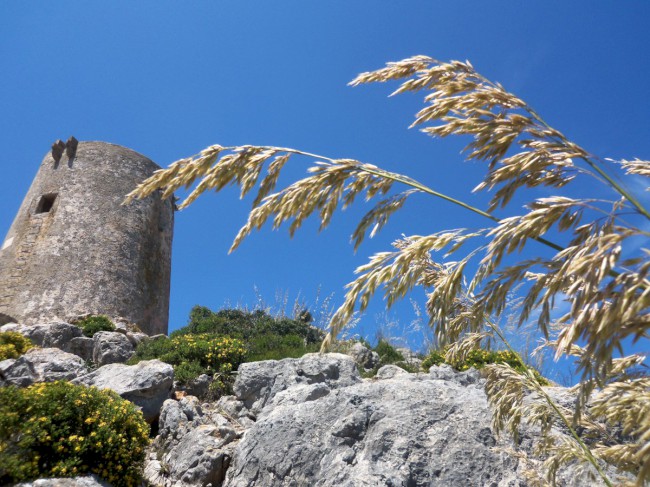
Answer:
top-left (0, 141), bottom-right (173, 335)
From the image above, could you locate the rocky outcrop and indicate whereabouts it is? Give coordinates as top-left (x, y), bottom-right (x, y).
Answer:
top-left (142, 355), bottom-right (614, 487)
top-left (1, 321), bottom-right (621, 486)
top-left (222, 363), bottom-right (518, 487)
top-left (73, 360), bottom-right (173, 422)
top-left (146, 396), bottom-right (242, 487)
top-left (0, 348), bottom-right (87, 386)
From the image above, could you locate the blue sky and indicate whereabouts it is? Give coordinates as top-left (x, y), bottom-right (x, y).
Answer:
top-left (1, 2), bottom-right (649, 382)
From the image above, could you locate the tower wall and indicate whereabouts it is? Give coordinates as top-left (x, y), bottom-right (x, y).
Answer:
top-left (0, 141), bottom-right (173, 335)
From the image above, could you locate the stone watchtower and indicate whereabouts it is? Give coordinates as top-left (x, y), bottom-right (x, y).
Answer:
top-left (0, 140), bottom-right (173, 335)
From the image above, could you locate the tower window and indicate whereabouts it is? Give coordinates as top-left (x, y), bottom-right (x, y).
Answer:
top-left (35, 193), bottom-right (57, 214)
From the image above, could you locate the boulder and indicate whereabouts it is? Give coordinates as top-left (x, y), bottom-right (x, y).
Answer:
top-left (347, 342), bottom-right (379, 370)
top-left (92, 331), bottom-right (134, 366)
top-left (0, 348), bottom-right (87, 387)
top-left (233, 353), bottom-right (361, 415)
top-left (0, 322), bottom-right (82, 353)
top-left (73, 359), bottom-right (173, 422)
top-left (69, 336), bottom-right (94, 362)
top-left (375, 364), bottom-right (409, 379)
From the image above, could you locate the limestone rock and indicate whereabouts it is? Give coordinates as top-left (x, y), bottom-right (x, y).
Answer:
top-left (233, 352), bottom-right (361, 415)
top-left (69, 336), bottom-right (94, 362)
top-left (0, 347), bottom-right (87, 387)
top-left (375, 363), bottom-right (409, 379)
top-left (145, 396), bottom-right (241, 487)
top-left (141, 354), bottom-right (611, 487)
top-left (16, 475), bottom-right (110, 486)
top-left (0, 321), bottom-right (82, 353)
top-left (92, 331), bottom-right (134, 366)
top-left (224, 371), bottom-right (517, 487)
top-left (126, 331), bottom-right (149, 348)
top-left (396, 346), bottom-right (424, 370)
top-left (429, 364), bottom-right (482, 386)
top-left (73, 359), bottom-right (173, 422)
top-left (175, 373), bottom-right (212, 399)
top-left (347, 342), bottom-right (379, 370)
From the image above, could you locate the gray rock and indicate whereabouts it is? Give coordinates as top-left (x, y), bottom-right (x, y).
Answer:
top-left (0, 321), bottom-right (82, 353)
top-left (223, 372), bottom-right (518, 487)
top-left (347, 342), bottom-right (379, 370)
top-left (73, 359), bottom-right (173, 422)
top-left (16, 475), bottom-right (110, 487)
top-left (69, 336), bottom-right (94, 362)
top-left (375, 364), bottom-right (409, 379)
top-left (92, 331), bottom-right (134, 366)
top-left (146, 396), bottom-right (241, 487)
top-left (233, 353), bottom-right (361, 415)
top-left (165, 424), bottom-right (235, 486)
top-left (175, 373), bottom-right (212, 399)
top-left (429, 364), bottom-right (482, 386)
top-left (0, 348), bottom-right (87, 386)
top-left (113, 320), bottom-right (130, 334)
top-left (126, 331), bottom-right (149, 347)
top-left (141, 354), bottom-right (615, 487)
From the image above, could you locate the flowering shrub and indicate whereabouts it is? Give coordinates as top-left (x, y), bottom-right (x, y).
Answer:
top-left (0, 381), bottom-right (149, 486)
top-left (75, 315), bottom-right (115, 337)
top-left (0, 331), bottom-right (34, 361)
top-left (129, 333), bottom-right (246, 386)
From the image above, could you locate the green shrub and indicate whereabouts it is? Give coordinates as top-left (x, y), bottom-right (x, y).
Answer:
top-left (246, 333), bottom-right (321, 362)
top-left (129, 333), bottom-right (246, 386)
top-left (374, 339), bottom-right (404, 364)
top-left (0, 381), bottom-right (149, 486)
top-left (0, 331), bottom-right (34, 361)
top-left (177, 306), bottom-right (324, 344)
top-left (422, 348), bottom-right (549, 385)
top-left (75, 315), bottom-right (115, 337)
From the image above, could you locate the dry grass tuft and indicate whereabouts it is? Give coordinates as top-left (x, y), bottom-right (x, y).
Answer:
top-left (127, 55), bottom-right (650, 485)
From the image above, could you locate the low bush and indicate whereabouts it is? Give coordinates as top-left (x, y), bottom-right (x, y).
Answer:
top-left (129, 333), bottom-right (246, 386)
top-left (0, 331), bottom-right (34, 361)
top-left (373, 339), bottom-right (405, 364)
top-left (422, 348), bottom-right (549, 385)
top-left (75, 315), bottom-right (115, 337)
top-left (246, 333), bottom-right (321, 362)
top-left (0, 381), bottom-right (149, 486)
top-left (177, 306), bottom-right (324, 344)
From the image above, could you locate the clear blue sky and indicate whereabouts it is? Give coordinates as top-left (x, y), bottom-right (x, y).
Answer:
top-left (1, 2), bottom-right (649, 382)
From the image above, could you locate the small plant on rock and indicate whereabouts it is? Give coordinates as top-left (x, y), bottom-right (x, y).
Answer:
top-left (75, 315), bottom-right (115, 337)
top-left (0, 381), bottom-right (149, 486)
top-left (0, 331), bottom-right (34, 361)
